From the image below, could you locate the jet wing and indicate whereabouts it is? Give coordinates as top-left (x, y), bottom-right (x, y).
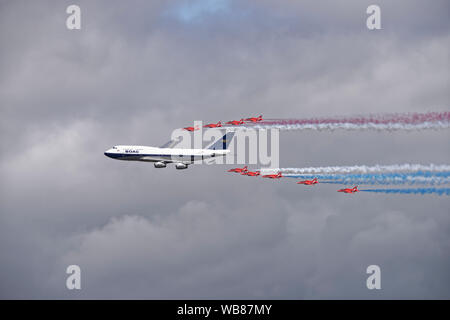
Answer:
top-left (159, 138), bottom-right (181, 149)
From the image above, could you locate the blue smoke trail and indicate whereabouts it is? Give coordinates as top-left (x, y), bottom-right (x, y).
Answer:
top-left (286, 171), bottom-right (450, 186)
top-left (360, 188), bottom-right (450, 196)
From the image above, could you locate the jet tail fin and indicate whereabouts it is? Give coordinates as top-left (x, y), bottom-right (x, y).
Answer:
top-left (208, 132), bottom-right (235, 150)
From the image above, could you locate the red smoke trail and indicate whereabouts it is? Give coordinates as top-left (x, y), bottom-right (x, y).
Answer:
top-left (260, 112), bottom-right (450, 126)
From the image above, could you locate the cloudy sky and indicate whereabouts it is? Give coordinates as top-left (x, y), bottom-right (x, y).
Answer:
top-left (0, 0), bottom-right (449, 299)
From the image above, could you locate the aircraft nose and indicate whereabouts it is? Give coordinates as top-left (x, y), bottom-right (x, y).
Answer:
top-left (104, 148), bottom-right (114, 158)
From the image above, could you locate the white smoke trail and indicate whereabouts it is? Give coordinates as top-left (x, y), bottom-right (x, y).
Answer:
top-left (318, 175), bottom-right (450, 186)
top-left (261, 164), bottom-right (450, 175)
top-left (361, 188), bottom-right (450, 196)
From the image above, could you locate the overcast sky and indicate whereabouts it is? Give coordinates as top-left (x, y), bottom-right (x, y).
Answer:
top-left (0, 0), bottom-right (449, 299)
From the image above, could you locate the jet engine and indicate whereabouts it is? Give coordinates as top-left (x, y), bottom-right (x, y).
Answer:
top-left (154, 162), bottom-right (167, 168)
top-left (175, 163), bottom-right (188, 170)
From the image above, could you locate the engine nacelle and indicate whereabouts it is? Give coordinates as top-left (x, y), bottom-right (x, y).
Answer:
top-left (175, 163), bottom-right (188, 170)
top-left (154, 162), bottom-right (167, 168)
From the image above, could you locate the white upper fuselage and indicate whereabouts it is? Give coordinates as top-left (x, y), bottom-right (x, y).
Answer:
top-left (104, 145), bottom-right (229, 164)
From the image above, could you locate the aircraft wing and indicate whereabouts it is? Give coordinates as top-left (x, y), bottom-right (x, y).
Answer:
top-left (159, 137), bottom-right (181, 149)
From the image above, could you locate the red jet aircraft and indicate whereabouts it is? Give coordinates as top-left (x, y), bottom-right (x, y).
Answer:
top-left (228, 166), bottom-right (248, 173)
top-left (297, 178), bottom-right (318, 185)
top-left (242, 170), bottom-right (260, 176)
top-left (226, 119), bottom-right (245, 126)
top-left (245, 115), bottom-right (263, 123)
top-left (183, 126), bottom-right (199, 132)
top-left (203, 121), bottom-right (222, 128)
top-left (337, 186), bottom-right (359, 194)
top-left (262, 172), bottom-right (283, 179)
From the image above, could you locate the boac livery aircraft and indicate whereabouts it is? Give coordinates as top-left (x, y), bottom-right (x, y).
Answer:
top-left (104, 132), bottom-right (235, 170)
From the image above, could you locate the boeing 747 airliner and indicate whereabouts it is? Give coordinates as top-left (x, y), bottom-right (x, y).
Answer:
top-left (104, 132), bottom-right (235, 169)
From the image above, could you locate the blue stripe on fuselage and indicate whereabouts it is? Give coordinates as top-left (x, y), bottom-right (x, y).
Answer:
top-left (104, 152), bottom-right (212, 161)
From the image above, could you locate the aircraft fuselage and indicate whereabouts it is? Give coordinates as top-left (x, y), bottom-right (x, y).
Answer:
top-left (104, 145), bottom-right (229, 164)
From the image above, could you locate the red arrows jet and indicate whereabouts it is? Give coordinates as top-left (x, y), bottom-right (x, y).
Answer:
top-left (262, 172), bottom-right (283, 179)
top-left (226, 119), bottom-right (245, 126)
top-left (297, 178), bottom-right (318, 185)
top-left (242, 170), bottom-right (260, 176)
top-left (204, 121), bottom-right (222, 128)
top-left (183, 126), bottom-right (199, 132)
top-left (228, 166), bottom-right (248, 173)
top-left (337, 186), bottom-right (359, 194)
top-left (245, 115), bottom-right (263, 122)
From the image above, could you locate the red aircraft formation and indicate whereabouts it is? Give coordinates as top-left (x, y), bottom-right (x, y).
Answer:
top-left (225, 119), bottom-right (245, 126)
top-left (228, 166), bottom-right (248, 173)
top-left (242, 170), bottom-right (260, 176)
top-left (337, 186), bottom-right (359, 194)
top-left (183, 115), bottom-right (359, 195)
top-left (203, 121), bottom-right (222, 128)
top-left (184, 115), bottom-right (263, 131)
top-left (261, 172), bottom-right (283, 179)
top-left (183, 126), bottom-right (199, 132)
top-left (245, 115), bottom-right (263, 123)
top-left (227, 166), bottom-right (278, 179)
top-left (297, 178), bottom-right (318, 185)
top-left (227, 169), bottom-right (360, 194)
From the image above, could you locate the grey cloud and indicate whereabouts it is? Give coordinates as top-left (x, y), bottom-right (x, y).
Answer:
top-left (0, 0), bottom-right (449, 298)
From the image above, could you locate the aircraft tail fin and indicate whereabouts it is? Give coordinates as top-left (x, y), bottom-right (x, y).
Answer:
top-left (208, 132), bottom-right (235, 150)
